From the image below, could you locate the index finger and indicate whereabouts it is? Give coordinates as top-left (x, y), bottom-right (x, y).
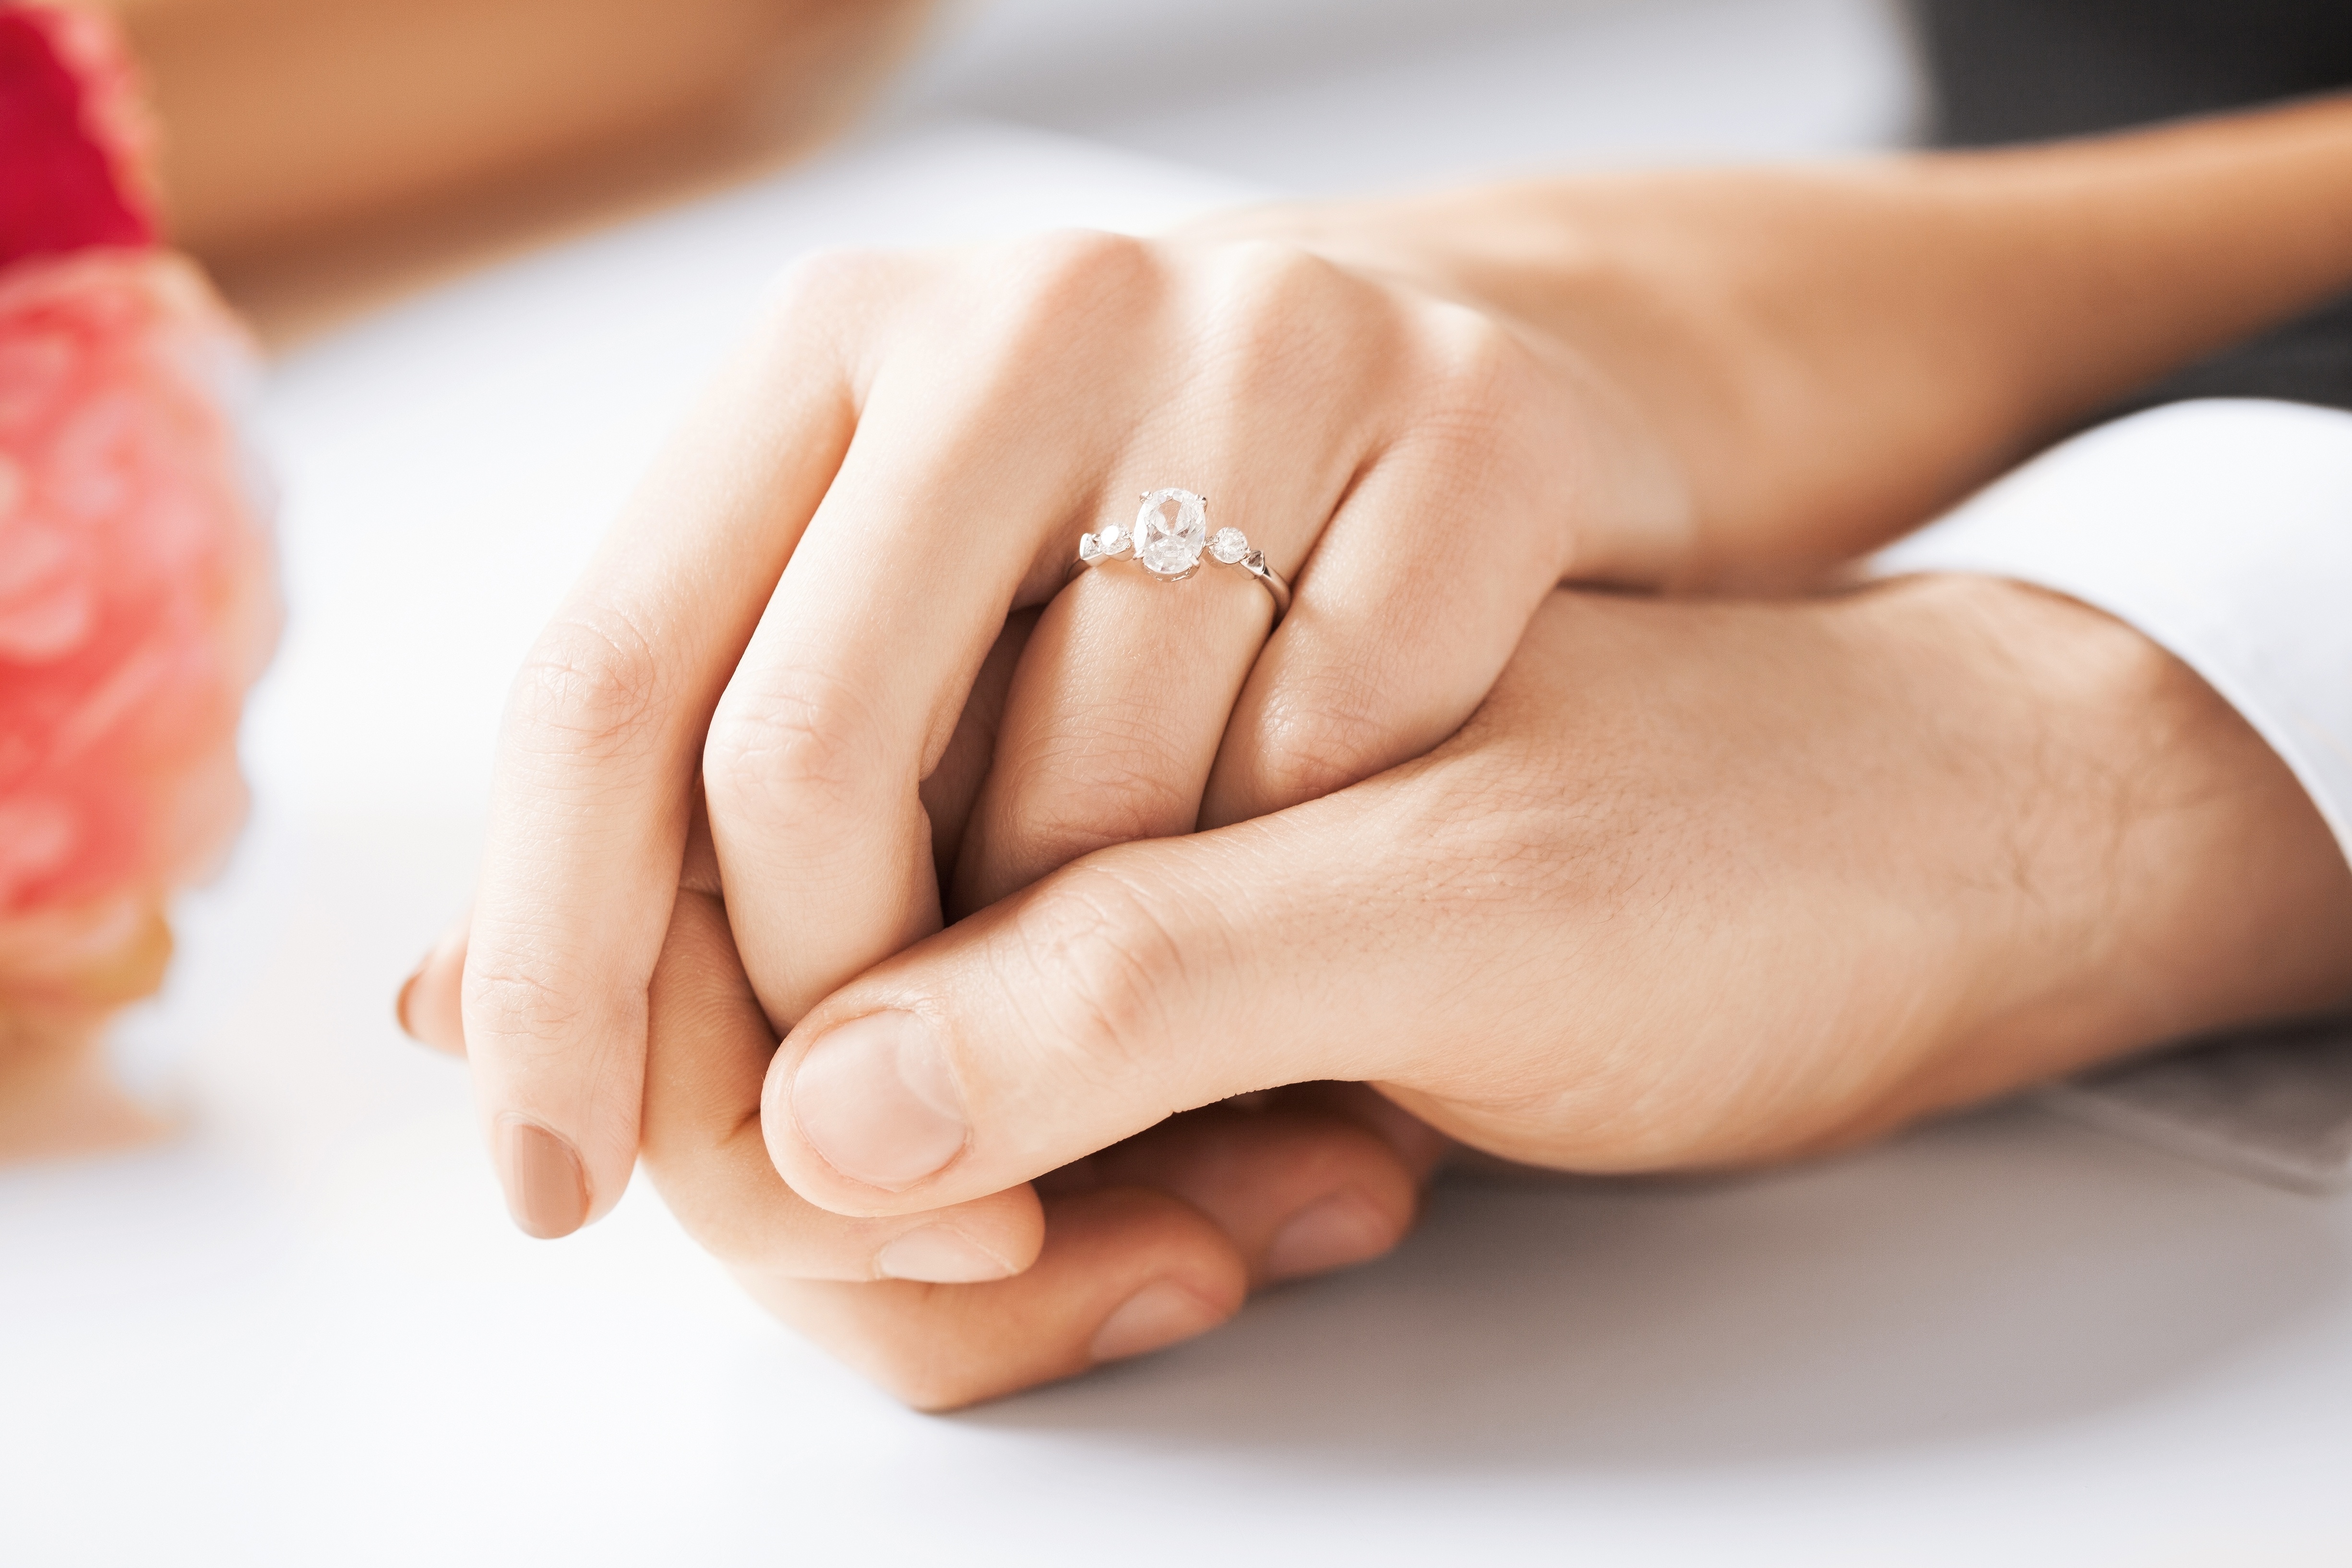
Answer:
top-left (462, 270), bottom-right (858, 1239)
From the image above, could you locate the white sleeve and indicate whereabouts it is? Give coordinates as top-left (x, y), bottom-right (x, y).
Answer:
top-left (1877, 399), bottom-right (2352, 1196)
top-left (1874, 398), bottom-right (2352, 870)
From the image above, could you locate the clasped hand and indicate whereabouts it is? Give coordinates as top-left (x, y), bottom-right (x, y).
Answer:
top-left (401, 187), bottom-right (2352, 1408)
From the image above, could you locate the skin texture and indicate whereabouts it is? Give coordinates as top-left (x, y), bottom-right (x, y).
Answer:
top-left (406, 576), bottom-right (2352, 1408)
top-left (452, 96), bottom-right (2352, 1254)
top-left (1264, 100), bottom-right (2352, 583)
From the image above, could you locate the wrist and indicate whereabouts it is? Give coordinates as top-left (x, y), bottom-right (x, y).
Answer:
top-left (1852, 574), bottom-right (2352, 1128)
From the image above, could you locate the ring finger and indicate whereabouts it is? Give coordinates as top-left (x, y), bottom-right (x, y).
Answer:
top-left (953, 474), bottom-right (1339, 914)
top-left (949, 244), bottom-right (1397, 910)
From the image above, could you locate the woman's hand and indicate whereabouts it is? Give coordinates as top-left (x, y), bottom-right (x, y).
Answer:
top-left (413, 574), bottom-right (2347, 1408)
top-left (457, 222), bottom-right (1692, 1239)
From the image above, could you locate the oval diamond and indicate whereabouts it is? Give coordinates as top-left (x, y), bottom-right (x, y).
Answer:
top-left (1134, 488), bottom-right (1207, 577)
top-left (1208, 526), bottom-right (1249, 564)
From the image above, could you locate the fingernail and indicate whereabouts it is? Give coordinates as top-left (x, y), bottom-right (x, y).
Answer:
top-left (1264, 1189), bottom-right (1394, 1282)
top-left (502, 1119), bottom-right (588, 1239)
top-left (791, 1011), bottom-right (968, 1191)
top-left (394, 961), bottom-right (425, 1038)
top-left (875, 1224), bottom-right (1015, 1283)
top-left (1089, 1280), bottom-right (1224, 1364)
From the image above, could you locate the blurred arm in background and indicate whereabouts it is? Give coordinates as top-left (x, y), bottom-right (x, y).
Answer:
top-left (100, 0), bottom-right (932, 340)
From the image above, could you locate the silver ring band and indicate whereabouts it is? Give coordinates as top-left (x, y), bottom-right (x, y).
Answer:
top-left (1069, 488), bottom-right (1291, 622)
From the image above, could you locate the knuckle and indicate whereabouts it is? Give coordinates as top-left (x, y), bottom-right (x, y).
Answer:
top-left (898, 231), bottom-right (1160, 418)
top-left (502, 610), bottom-right (667, 769)
top-left (1021, 717), bottom-right (1202, 842)
top-left (1006, 227), bottom-right (1157, 299)
top-left (461, 955), bottom-right (598, 1059)
top-left (750, 247), bottom-right (904, 389)
top-left (974, 229), bottom-right (1159, 343)
top-left (1418, 304), bottom-right (1542, 431)
top-left (1249, 669), bottom-right (1402, 810)
top-left (1214, 238), bottom-right (1344, 311)
top-left (1203, 240), bottom-right (1367, 365)
top-left (1008, 864), bottom-right (1196, 1088)
top-left (756, 245), bottom-right (893, 327)
top-left (1384, 313), bottom-right (1554, 501)
top-left (703, 665), bottom-right (887, 828)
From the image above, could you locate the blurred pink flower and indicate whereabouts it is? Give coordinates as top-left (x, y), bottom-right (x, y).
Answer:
top-left (0, 248), bottom-right (279, 1016)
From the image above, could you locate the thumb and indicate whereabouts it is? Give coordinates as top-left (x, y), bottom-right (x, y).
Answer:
top-left (759, 778), bottom-right (1438, 1218)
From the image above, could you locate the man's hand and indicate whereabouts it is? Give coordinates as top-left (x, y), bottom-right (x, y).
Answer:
top-left (650, 575), bottom-right (2342, 1406)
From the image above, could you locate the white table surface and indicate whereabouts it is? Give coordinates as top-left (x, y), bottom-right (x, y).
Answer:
top-left (9, 5), bottom-right (2352, 1563)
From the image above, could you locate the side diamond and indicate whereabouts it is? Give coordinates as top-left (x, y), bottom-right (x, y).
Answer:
top-left (1208, 527), bottom-right (1250, 564)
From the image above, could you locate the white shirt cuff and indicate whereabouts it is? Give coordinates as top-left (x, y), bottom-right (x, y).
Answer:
top-left (1874, 398), bottom-right (2352, 871)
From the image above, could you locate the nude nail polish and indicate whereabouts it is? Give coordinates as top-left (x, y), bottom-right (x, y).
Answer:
top-left (1090, 1280), bottom-right (1224, 1363)
top-left (503, 1119), bottom-right (587, 1239)
top-left (791, 1011), bottom-right (968, 1191)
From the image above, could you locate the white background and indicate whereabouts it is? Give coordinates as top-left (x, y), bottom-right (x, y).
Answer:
top-left (10, 2), bottom-right (2352, 1562)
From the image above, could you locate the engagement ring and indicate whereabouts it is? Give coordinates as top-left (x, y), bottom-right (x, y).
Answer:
top-left (1072, 489), bottom-right (1291, 622)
